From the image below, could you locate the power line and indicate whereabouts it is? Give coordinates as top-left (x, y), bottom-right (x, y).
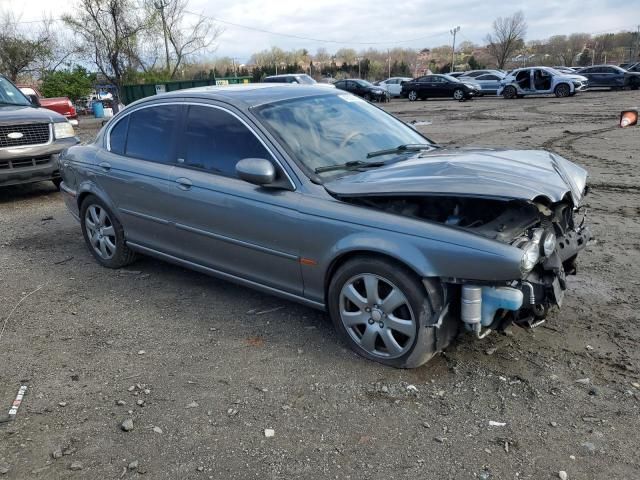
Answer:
top-left (182, 9), bottom-right (449, 46)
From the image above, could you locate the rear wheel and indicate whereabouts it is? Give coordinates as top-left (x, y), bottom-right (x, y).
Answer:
top-left (554, 83), bottom-right (571, 97)
top-left (80, 195), bottom-right (137, 268)
top-left (328, 256), bottom-right (446, 368)
top-left (502, 86), bottom-right (517, 99)
top-left (630, 78), bottom-right (640, 90)
top-left (407, 90), bottom-right (418, 101)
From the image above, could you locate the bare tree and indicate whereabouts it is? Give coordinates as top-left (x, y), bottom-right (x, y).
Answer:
top-left (148, 0), bottom-right (222, 78)
top-left (0, 11), bottom-right (52, 81)
top-left (485, 11), bottom-right (527, 69)
top-left (63, 0), bottom-right (148, 111)
top-left (565, 33), bottom-right (590, 66)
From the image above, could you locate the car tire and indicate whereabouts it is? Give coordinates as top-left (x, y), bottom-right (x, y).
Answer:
top-left (80, 195), bottom-right (137, 269)
top-left (364, 93), bottom-right (371, 101)
top-left (52, 178), bottom-right (62, 190)
top-left (453, 88), bottom-right (465, 101)
top-left (328, 256), bottom-right (447, 368)
top-left (630, 79), bottom-right (640, 90)
top-left (407, 90), bottom-right (418, 101)
top-left (554, 83), bottom-right (571, 97)
top-left (502, 86), bottom-right (517, 99)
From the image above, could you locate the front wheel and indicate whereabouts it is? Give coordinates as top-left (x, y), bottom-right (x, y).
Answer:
top-left (502, 86), bottom-right (517, 99)
top-left (52, 178), bottom-right (62, 190)
top-left (80, 195), bottom-right (137, 268)
top-left (407, 90), bottom-right (418, 101)
top-left (554, 83), bottom-right (571, 97)
top-left (328, 256), bottom-right (446, 368)
top-left (453, 88), bottom-right (465, 101)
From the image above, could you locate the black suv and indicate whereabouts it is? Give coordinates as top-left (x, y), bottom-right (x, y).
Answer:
top-left (576, 65), bottom-right (640, 90)
top-left (1, 75), bottom-right (78, 188)
top-left (333, 79), bottom-right (389, 102)
top-left (400, 74), bottom-right (480, 101)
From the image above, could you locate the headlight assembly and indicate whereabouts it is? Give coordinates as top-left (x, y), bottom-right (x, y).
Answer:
top-left (520, 241), bottom-right (540, 275)
top-left (542, 232), bottom-right (556, 256)
top-left (54, 122), bottom-right (75, 139)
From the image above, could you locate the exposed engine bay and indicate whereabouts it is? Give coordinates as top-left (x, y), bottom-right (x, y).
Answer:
top-left (342, 194), bottom-right (592, 334)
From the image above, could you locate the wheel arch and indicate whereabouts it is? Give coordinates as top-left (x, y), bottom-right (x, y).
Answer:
top-left (76, 182), bottom-right (121, 222)
top-left (323, 247), bottom-right (435, 306)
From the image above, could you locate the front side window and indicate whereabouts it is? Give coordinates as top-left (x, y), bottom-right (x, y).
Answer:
top-left (254, 94), bottom-right (431, 178)
top-left (182, 105), bottom-right (271, 177)
top-left (125, 105), bottom-right (181, 163)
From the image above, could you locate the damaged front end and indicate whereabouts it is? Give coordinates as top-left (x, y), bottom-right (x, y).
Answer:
top-left (341, 193), bottom-right (591, 336)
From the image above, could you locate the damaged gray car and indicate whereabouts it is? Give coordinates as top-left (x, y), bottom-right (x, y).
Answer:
top-left (59, 85), bottom-right (591, 368)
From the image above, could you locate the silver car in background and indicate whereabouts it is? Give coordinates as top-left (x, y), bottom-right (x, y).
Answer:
top-left (377, 77), bottom-right (413, 97)
top-left (60, 84), bottom-right (591, 368)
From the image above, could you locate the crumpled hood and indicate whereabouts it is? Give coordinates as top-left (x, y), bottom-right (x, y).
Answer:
top-left (324, 148), bottom-right (588, 205)
top-left (0, 104), bottom-right (66, 123)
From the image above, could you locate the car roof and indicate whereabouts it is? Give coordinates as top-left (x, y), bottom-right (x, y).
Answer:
top-left (133, 83), bottom-right (342, 109)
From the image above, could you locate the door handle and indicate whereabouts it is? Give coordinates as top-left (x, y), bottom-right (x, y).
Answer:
top-left (176, 177), bottom-right (193, 190)
top-left (98, 161), bottom-right (111, 172)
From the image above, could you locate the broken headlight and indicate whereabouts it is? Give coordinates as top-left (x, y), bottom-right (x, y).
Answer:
top-left (518, 229), bottom-right (543, 276)
top-left (542, 231), bottom-right (556, 256)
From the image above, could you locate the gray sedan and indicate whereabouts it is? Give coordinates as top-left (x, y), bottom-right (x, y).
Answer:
top-left (60, 84), bottom-right (591, 368)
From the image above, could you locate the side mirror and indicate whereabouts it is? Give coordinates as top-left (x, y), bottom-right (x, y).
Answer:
top-left (27, 94), bottom-right (40, 107)
top-left (620, 110), bottom-right (638, 128)
top-left (236, 158), bottom-right (276, 186)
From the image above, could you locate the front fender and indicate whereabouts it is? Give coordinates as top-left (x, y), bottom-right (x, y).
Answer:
top-left (325, 231), bottom-right (523, 282)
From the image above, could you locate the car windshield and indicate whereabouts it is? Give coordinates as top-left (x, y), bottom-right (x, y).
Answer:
top-left (441, 75), bottom-right (461, 83)
top-left (356, 79), bottom-right (374, 87)
top-left (0, 76), bottom-right (31, 106)
top-left (253, 94), bottom-right (431, 178)
top-left (545, 68), bottom-right (563, 75)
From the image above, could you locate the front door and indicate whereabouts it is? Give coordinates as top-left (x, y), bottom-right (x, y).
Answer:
top-left (162, 103), bottom-right (304, 295)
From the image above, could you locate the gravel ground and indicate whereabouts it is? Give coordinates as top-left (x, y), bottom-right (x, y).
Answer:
top-left (1, 91), bottom-right (639, 479)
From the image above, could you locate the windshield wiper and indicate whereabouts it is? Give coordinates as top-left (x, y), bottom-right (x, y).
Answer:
top-left (315, 160), bottom-right (386, 174)
top-left (366, 143), bottom-right (437, 159)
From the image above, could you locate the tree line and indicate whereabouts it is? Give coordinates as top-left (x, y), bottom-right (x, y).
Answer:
top-left (1, 5), bottom-right (639, 108)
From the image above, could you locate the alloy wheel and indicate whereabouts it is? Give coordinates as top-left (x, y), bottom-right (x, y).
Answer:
top-left (339, 273), bottom-right (416, 359)
top-left (408, 90), bottom-right (417, 101)
top-left (453, 89), bottom-right (464, 100)
top-left (84, 204), bottom-right (117, 260)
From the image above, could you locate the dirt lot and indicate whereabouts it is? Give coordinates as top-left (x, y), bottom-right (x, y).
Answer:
top-left (1, 91), bottom-right (639, 480)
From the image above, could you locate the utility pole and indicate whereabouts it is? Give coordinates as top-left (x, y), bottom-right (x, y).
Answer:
top-left (154, 0), bottom-right (171, 73)
top-left (388, 49), bottom-right (391, 78)
top-left (450, 26), bottom-right (460, 73)
top-left (357, 57), bottom-right (361, 78)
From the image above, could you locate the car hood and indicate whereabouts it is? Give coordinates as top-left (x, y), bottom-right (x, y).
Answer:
top-left (324, 148), bottom-right (588, 205)
top-left (0, 104), bottom-right (66, 123)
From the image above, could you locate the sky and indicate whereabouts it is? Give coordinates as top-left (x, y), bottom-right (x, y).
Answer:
top-left (2, 0), bottom-right (638, 63)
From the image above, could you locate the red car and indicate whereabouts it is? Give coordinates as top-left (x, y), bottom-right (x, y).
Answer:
top-left (18, 85), bottom-right (78, 125)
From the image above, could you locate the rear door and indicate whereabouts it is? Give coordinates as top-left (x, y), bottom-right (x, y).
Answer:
top-left (94, 103), bottom-right (182, 253)
top-left (163, 103), bottom-right (304, 295)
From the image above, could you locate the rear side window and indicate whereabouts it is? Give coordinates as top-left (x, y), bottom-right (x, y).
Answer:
top-left (125, 105), bottom-right (181, 163)
top-left (182, 105), bottom-right (271, 177)
top-left (109, 115), bottom-right (129, 155)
